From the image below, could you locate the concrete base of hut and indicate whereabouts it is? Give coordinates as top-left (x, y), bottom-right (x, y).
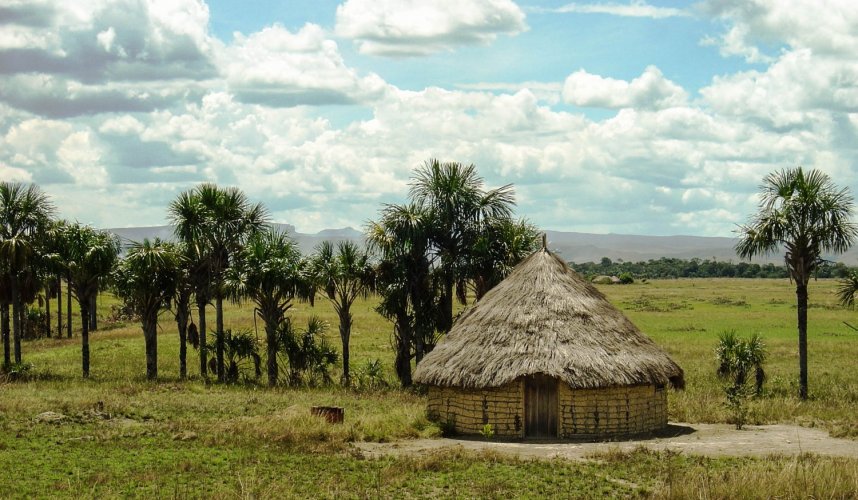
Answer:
top-left (427, 379), bottom-right (667, 440)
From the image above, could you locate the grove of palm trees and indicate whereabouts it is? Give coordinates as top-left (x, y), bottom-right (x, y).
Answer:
top-left (1, 160), bottom-right (540, 386)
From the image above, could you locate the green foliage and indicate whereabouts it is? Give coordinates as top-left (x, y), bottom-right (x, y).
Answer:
top-left (219, 328), bottom-right (261, 383)
top-left (278, 317), bottom-right (338, 386)
top-left (568, 256), bottom-right (858, 279)
top-left (112, 239), bottom-right (180, 318)
top-left (353, 358), bottom-right (390, 392)
top-left (480, 423), bottom-right (495, 440)
top-left (618, 272), bottom-right (634, 284)
top-left (715, 331), bottom-right (767, 429)
top-left (0, 360), bottom-right (33, 381)
top-left (837, 270), bottom-right (858, 308)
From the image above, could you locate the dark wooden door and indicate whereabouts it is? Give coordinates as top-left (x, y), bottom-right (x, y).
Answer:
top-left (525, 374), bottom-right (558, 438)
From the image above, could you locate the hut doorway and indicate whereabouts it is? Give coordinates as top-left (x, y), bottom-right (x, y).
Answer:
top-left (525, 374), bottom-right (557, 438)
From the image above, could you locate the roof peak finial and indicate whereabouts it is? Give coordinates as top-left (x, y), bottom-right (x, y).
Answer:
top-left (542, 233), bottom-right (547, 251)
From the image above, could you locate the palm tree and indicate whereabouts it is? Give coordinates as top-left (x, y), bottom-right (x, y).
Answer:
top-left (310, 240), bottom-right (374, 384)
top-left (227, 229), bottom-right (308, 387)
top-left (60, 223), bottom-right (120, 377)
top-left (469, 218), bottom-right (540, 300)
top-left (409, 159), bottom-right (515, 332)
top-left (837, 270), bottom-right (858, 311)
top-left (736, 167), bottom-right (857, 399)
top-left (367, 203), bottom-right (437, 386)
top-left (0, 182), bottom-right (55, 364)
top-left (169, 190), bottom-right (212, 378)
top-left (169, 184), bottom-right (268, 382)
top-left (113, 239), bottom-right (180, 380)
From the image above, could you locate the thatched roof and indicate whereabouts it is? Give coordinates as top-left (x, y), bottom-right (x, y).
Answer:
top-left (413, 247), bottom-right (684, 390)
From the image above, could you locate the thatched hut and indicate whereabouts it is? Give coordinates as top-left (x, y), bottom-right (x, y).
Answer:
top-left (413, 244), bottom-right (684, 439)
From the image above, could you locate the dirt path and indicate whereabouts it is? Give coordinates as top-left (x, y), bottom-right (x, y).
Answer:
top-left (356, 423), bottom-right (858, 460)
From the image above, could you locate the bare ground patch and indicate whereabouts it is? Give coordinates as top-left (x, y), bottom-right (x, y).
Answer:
top-left (355, 423), bottom-right (858, 460)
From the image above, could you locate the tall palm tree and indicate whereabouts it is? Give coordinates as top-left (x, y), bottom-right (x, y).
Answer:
top-left (0, 182), bottom-right (55, 364)
top-left (113, 239), bottom-right (180, 380)
top-left (310, 240), bottom-right (374, 384)
top-left (367, 203), bottom-right (437, 386)
top-left (169, 190), bottom-right (212, 378)
top-left (59, 223), bottom-right (120, 378)
top-left (227, 229), bottom-right (308, 387)
top-left (169, 184), bottom-right (268, 382)
top-left (409, 159), bottom-right (515, 332)
top-left (736, 167), bottom-right (857, 399)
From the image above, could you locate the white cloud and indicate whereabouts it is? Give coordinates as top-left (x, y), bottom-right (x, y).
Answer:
top-left (701, 0), bottom-right (858, 61)
top-left (335, 0), bottom-right (527, 56)
top-left (0, 0), bottom-right (219, 117)
top-left (563, 66), bottom-right (687, 110)
top-left (539, 0), bottom-right (688, 18)
top-left (224, 24), bottom-right (388, 107)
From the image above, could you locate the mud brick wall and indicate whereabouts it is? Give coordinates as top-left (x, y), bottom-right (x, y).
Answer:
top-left (559, 384), bottom-right (667, 438)
top-left (427, 381), bottom-right (525, 437)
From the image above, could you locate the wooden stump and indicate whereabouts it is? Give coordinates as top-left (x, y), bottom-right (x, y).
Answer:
top-left (311, 406), bottom-right (344, 424)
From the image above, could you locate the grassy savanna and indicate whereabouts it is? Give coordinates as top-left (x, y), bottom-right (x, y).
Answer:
top-left (2, 278), bottom-right (858, 498)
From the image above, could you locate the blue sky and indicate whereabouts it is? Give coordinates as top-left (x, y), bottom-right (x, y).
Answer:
top-left (1, 0), bottom-right (856, 236)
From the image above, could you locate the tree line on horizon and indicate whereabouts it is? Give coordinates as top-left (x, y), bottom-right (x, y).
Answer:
top-left (569, 256), bottom-right (855, 280)
top-left (0, 159), bottom-right (540, 387)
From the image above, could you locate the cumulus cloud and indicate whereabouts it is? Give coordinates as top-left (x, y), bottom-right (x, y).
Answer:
top-left (224, 24), bottom-right (388, 107)
top-left (335, 0), bottom-right (527, 56)
top-left (3, 0), bottom-right (858, 238)
top-left (0, 0), bottom-right (218, 117)
top-left (701, 0), bottom-right (858, 62)
top-left (562, 66), bottom-right (687, 110)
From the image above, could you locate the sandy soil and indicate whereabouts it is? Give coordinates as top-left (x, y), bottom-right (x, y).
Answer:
top-left (355, 423), bottom-right (858, 460)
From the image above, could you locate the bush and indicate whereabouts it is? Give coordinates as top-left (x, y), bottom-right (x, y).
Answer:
top-left (715, 331), bottom-right (767, 429)
top-left (353, 358), bottom-right (390, 392)
top-left (278, 317), bottom-right (338, 386)
top-left (618, 272), bottom-right (634, 284)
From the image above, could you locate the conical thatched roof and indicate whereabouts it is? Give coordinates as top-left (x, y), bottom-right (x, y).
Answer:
top-left (413, 247), bottom-right (684, 390)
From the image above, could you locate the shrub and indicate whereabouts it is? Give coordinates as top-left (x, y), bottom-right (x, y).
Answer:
top-left (715, 331), bottom-right (767, 429)
top-left (278, 317), bottom-right (338, 386)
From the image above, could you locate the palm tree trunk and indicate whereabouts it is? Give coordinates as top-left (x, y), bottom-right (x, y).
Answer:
top-left (56, 278), bottom-right (62, 338)
top-left (796, 282), bottom-right (809, 400)
top-left (395, 313), bottom-right (412, 387)
top-left (10, 273), bottom-right (22, 364)
top-left (439, 276), bottom-right (454, 333)
top-left (265, 318), bottom-right (277, 387)
top-left (1, 302), bottom-right (10, 367)
top-left (89, 294), bottom-right (97, 331)
top-left (45, 283), bottom-right (51, 338)
top-left (197, 299), bottom-right (207, 378)
top-left (216, 293), bottom-right (225, 382)
top-left (144, 314), bottom-right (158, 380)
top-left (176, 303), bottom-right (188, 379)
top-left (339, 304), bottom-right (352, 385)
top-left (66, 275), bottom-right (72, 338)
top-left (80, 297), bottom-right (90, 378)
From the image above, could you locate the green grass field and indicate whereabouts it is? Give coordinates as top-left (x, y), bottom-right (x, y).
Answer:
top-left (2, 278), bottom-right (858, 498)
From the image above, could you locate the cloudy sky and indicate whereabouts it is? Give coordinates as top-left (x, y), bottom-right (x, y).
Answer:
top-left (1, 0), bottom-right (857, 236)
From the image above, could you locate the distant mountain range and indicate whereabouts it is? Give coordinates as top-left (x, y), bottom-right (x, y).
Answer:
top-left (107, 225), bottom-right (858, 265)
